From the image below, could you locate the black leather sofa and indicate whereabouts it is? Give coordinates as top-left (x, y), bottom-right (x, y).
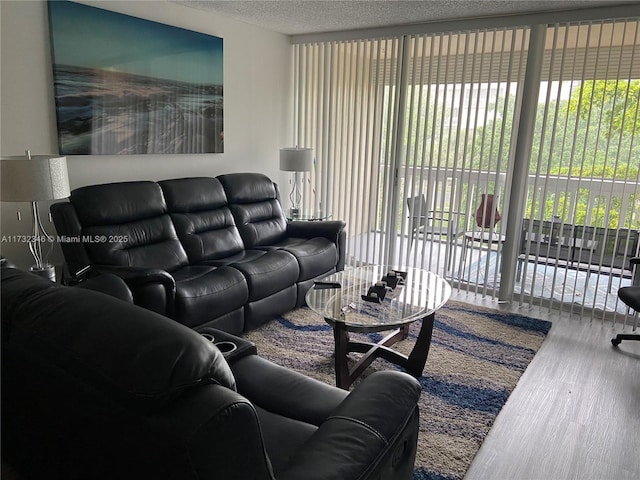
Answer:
top-left (51, 173), bottom-right (346, 333)
top-left (1, 266), bottom-right (421, 480)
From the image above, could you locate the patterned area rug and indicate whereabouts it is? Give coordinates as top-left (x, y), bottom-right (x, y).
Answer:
top-left (244, 300), bottom-right (552, 480)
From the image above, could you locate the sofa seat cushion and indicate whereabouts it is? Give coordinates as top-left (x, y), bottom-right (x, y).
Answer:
top-left (172, 266), bottom-right (248, 328)
top-left (231, 250), bottom-right (299, 301)
top-left (282, 238), bottom-right (339, 281)
top-left (200, 249), bottom-right (267, 267)
top-left (232, 355), bottom-right (348, 426)
top-left (255, 237), bottom-right (306, 251)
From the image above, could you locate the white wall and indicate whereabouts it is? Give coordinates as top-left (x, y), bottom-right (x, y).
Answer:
top-left (0, 0), bottom-right (292, 269)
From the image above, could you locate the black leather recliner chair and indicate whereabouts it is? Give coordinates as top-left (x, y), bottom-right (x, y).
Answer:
top-left (1, 267), bottom-right (421, 480)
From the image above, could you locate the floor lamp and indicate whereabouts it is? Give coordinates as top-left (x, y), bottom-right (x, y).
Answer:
top-left (280, 147), bottom-right (313, 217)
top-left (1, 151), bottom-right (70, 281)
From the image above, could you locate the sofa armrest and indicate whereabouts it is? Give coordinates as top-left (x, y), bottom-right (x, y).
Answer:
top-left (93, 265), bottom-right (175, 289)
top-left (198, 328), bottom-right (258, 364)
top-left (75, 273), bottom-right (134, 303)
top-left (287, 220), bottom-right (346, 241)
top-left (287, 220), bottom-right (347, 271)
top-left (279, 371), bottom-right (421, 480)
top-left (91, 265), bottom-right (177, 317)
top-left (152, 384), bottom-right (276, 480)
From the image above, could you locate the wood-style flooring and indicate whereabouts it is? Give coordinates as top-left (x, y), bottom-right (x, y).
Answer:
top-left (458, 293), bottom-right (640, 480)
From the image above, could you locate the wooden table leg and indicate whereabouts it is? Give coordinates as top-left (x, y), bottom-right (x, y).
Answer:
top-left (332, 321), bottom-right (351, 390)
top-left (331, 313), bottom-right (436, 388)
top-left (400, 323), bottom-right (410, 340)
top-left (405, 312), bottom-right (435, 377)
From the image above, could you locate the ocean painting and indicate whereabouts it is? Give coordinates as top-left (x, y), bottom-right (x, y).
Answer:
top-left (47, 1), bottom-right (223, 155)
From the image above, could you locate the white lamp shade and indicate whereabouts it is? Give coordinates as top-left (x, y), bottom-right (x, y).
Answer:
top-left (1, 155), bottom-right (71, 202)
top-left (280, 148), bottom-right (314, 172)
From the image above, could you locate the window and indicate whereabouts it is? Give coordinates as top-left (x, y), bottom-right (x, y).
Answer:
top-left (292, 15), bottom-right (640, 322)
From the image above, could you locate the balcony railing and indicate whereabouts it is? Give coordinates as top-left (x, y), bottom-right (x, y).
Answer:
top-left (400, 167), bottom-right (639, 233)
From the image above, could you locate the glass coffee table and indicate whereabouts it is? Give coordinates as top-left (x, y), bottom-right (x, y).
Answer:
top-left (306, 265), bottom-right (451, 389)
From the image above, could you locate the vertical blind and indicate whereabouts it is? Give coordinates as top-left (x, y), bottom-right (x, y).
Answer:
top-left (292, 17), bottom-right (640, 323)
top-left (292, 27), bottom-right (529, 280)
top-left (396, 28), bottom-right (528, 300)
top-left (293, 38), bottom-right (403, 267)
top-left (519, 19), bottom-right (640, 328)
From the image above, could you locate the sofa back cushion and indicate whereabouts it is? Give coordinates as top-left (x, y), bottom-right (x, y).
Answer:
top-left (159, 177), bottom-right (245, 262)
top-left (218, 173), bottom-right (287, 248)
top-left (70, 182), bottom-right (188, 271)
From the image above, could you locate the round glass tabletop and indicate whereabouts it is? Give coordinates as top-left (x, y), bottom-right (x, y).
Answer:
top-left (305, 265), bottom-right (451, 332)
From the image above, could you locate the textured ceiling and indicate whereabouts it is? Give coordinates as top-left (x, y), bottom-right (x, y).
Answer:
top-left (171, 0), bottom-right (624, 35)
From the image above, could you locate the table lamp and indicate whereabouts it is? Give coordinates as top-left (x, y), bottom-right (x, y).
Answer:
top-left (1, 151), bottom-right (71, 281)
top-left (280, 147), bottom-right (313, 217)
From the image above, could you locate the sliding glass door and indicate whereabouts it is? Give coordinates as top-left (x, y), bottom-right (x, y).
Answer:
top-left (393, 28), bottom-right (528, 298)
top-left (517, 19), bottom-right (640, 320)
top-left (292, 27), bottom-right (529, 285)
top-left (291, 15), bottom-right (640, 322)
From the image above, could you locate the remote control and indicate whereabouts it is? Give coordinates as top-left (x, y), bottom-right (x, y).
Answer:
top-left (314, 280), bottom-right (341, 289)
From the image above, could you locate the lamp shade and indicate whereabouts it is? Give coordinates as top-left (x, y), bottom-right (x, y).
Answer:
top-left (279, 148), bottom-right (314, 172)
top-left (1, 155), bottom-right (70, 202)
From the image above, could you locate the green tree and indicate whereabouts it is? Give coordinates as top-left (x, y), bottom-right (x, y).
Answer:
top-left (565, 80), bottom-right (640, 137)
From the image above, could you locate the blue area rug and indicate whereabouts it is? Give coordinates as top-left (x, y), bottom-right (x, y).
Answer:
top-left (245, 301), bottom-right (551, 480)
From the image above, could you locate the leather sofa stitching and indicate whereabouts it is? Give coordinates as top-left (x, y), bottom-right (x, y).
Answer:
top-left (239, 260), bottom-right (297, 278)
top-left (176, 279), bottom-right (246, 299)
top-left (325, 415), bottom-right (389, 445)
top-left (286, 246), bottom-right (333, 259)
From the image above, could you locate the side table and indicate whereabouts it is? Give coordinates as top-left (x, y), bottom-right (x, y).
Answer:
top-left (287, 210), bottom-right (332, 222)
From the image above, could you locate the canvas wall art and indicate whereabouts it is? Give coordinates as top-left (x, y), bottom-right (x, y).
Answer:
top-left (48, 1), bottom-right (224, 155)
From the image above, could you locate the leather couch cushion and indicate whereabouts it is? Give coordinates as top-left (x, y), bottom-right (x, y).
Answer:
top-left (172, 266), bottom-right (249, 327)
top-left (82, 216), bottom-right (189, 271)
top-left (72, 181), bottom-right (167, 226)
top-left (1, 268), bottom-right (236, 409)
top-left (232, 355), bottom-right (348, 426)
top-left (160, 177), bottom-right (227, 212)
top-left (71, 181), bottom-right (189, 271)
top-left (231, 250), bottom-right (299, 301)
top-left (200, 249), bottom-right (267, 267)
top-left (283, 238), bottom-right (339, 281)
top-left (160, 178), bottom-right (246, 262)
top-left (230, 201), bottom-right (288, 247)
top-left (75, 273), bottom-right (134, 303)
top-left (218, 173), bottom-right (278, 204)
top-left (169, 208), bottom-right (244, 262)
top-left (219, 173), bottom-right (288, 248)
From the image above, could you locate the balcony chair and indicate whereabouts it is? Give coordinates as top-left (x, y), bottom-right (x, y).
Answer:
top-left (406, 194), bottom-right (462, 271)
top-left (612, 257), bottom-right (640, 346)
